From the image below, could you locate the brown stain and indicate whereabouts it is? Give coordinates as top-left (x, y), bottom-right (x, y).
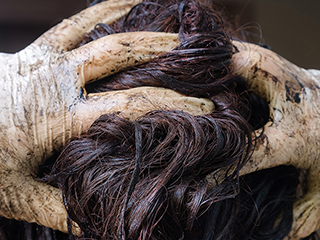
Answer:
top-left (255, 133), bottom-right (270, 156)
top-left (250, 64), bottom-right (279, 84)
top-left (285, 80), bottom-right (302, 104)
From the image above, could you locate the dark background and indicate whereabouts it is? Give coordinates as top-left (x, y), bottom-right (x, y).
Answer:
top-left (0, 0), bottom-right (320, 69)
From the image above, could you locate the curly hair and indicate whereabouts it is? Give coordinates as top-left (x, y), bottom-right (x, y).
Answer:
top-left (45, 1), bottom-right (299, 240)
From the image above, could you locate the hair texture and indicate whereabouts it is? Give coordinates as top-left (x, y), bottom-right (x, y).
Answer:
top-left (0, 217), bottom-right (69, 240)
top-left (46, 0), bottom-right (299, 240)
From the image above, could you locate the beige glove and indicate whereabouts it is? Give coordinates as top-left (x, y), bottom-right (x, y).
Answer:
top-left (2, 1), bottom-right (318, 238)
top-left (231, 41), bottom-right (320, 239)
top-left (0, 0), bottom-right (213, 233)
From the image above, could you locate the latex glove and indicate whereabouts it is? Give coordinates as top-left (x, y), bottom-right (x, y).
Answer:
top-left (0, 0), bottom-right (213, 233)
top-left (231, 41), bottom-right (320, 239)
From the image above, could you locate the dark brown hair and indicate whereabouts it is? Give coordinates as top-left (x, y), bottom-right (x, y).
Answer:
top-left (46, 1), bottom-right (298, 240)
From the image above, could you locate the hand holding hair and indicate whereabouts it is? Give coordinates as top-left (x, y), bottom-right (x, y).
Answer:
top-left (232, 41), bottom-right (320, 239)
top-left (0, 0), bottom-right (213, 233)
top-left (2, 0), bottom-right (320, 239)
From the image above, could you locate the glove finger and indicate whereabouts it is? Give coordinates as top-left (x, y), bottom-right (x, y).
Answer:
top-left (66, 31), bottom-right (179, 87)
top-left (71, 86), bottom-right (214, 134)
top-left (0, 172), bottom-right (73, 234)
top-left (34, 0), bottom-right (141, 52)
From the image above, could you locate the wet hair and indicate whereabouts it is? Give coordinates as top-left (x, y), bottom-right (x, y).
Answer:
top-left (45, 0), bottom-right (299, 239)
top-left (0, 217), bottom-right (69, 240)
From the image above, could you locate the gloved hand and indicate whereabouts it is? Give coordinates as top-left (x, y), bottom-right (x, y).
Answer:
top-left (0, 0), bottom-right (213, 233)
top-left (232, 41), bottom-right (320, 239)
